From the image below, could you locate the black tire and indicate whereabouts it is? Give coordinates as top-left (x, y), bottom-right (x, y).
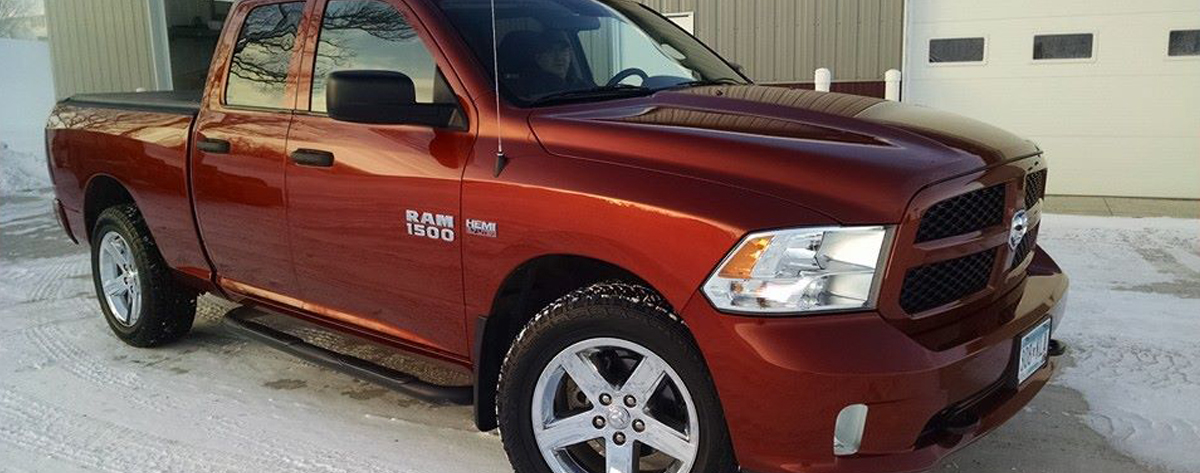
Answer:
top-left (497, 281), bottom-right (736, 473)
top-left (90, 204), bottom-right (196, 347)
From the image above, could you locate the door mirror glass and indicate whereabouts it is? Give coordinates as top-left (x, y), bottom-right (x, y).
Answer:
top-left (326, 70), bottom-right (459, 127)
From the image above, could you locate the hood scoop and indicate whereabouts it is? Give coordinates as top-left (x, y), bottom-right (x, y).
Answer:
top-left (616, 106), bottom-right (886, 146)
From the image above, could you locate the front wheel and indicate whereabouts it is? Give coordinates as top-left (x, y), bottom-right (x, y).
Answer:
top-left (498, 282), bottom-right (736, 473)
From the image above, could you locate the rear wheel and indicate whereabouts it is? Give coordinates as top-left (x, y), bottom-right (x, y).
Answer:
top-left (498, 282), bottom-right (736, 473)
top-left (90, 204), bottom-right (196, 347)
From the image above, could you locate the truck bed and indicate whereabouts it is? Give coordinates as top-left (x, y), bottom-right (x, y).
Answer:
top-left (61, 90), bottom-right (202, 116)
top-left (47, 90), bottom-right (211, 282)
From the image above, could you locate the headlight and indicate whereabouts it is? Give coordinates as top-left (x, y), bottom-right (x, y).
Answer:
top-left (702, 226), bottom-right (892, 315)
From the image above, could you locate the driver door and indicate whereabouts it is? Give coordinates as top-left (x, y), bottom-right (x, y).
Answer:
top-left (283, 0), bottom-right (472, 357)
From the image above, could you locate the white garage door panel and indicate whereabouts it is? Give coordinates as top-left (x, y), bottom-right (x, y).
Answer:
top-left (905, 75), bottom-right (1199, 137)
top-left (907, 0), bottom-right (1200, 25)
top-left (1047, 138), bottom-right (1198, 197)
top-left (905, 0), bottom-right (1200, 199)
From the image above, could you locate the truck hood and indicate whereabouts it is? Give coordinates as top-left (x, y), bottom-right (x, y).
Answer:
top-left (528, 85), bottom-right (1039, 224)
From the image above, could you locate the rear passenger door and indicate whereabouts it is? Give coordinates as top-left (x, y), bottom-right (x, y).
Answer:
top-left (192, 0), bottom-right (308, 298)
top-left (284, 0), bottom-right (473, 356)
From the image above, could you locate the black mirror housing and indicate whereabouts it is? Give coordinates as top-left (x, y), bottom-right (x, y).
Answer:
top-left (326, 70), bottom-right (460, 128)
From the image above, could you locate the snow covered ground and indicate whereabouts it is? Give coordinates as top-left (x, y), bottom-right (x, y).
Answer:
top-left (0, 192), bottom-right (510, 473)
top-left (0, 142), bottom-right (51, 194)
top-left (1, 187), bottom-right (1197, 473)
top-left (1039, 214), bottom-right (1200, 472)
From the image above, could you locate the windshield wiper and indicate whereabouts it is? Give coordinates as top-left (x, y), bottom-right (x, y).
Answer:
top-left (662, 78), bottom-right (743, 90)
top-left (528, 84), bottom-right (654, 106)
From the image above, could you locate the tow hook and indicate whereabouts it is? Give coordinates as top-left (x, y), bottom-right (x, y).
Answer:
top-left (1049, 339), bottom-right (1067, 357)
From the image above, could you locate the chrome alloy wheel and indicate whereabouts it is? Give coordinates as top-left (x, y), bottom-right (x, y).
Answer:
top-left (98, 231), bottom-right (141, 326)
top-left (532, 337), bottom-right (700, 473)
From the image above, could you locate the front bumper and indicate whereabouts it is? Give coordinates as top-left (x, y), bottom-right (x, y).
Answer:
top-left (682, 248), bottom-right (1069, 473)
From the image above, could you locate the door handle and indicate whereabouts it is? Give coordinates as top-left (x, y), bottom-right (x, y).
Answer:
top-left (291, 149), bottom-right (335, 167)
top-left (197, 137), bottom-right (231, 154)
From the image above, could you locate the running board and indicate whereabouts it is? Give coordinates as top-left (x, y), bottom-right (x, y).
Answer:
top-left (223, 308), bottom-right (473, 405)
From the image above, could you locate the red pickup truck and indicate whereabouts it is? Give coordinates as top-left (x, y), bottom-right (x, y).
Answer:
top-left (46, 1), bottom-right (1069, 472)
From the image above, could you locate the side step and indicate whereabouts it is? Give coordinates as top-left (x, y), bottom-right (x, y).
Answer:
top-left (223, 308), bottom-right (473, 405)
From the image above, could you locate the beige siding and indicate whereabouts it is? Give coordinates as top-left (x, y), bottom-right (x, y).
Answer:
top-left (44, 0), bottom-right (159, 98)
top-left (636, 0), bottom-right (904, 83)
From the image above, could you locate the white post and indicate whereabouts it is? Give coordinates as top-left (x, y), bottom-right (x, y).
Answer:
top-left (814, 68), bottom-right (832, 92)
top-left (884, 69), bottom-right (902, 101)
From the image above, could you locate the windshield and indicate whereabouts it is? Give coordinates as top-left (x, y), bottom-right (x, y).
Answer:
top-left (436, 0), bottom-right (747, 106)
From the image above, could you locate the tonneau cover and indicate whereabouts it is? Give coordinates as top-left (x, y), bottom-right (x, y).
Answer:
top-left (62, 90), bottom-right (202, 115)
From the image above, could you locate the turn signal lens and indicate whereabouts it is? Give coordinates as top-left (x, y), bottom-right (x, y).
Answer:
top-left (717, 236), bottom-right (773, 279)
top-left (702, 226), bottom-right (891, 314)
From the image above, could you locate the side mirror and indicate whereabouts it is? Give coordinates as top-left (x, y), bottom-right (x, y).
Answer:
top-left (326, 70), bottom-right (460, 128)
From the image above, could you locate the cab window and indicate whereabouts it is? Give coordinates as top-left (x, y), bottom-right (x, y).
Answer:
top-left (311, 0), bottom-right (452, 112)
top-left (226, 2), bottom-right (305, 109)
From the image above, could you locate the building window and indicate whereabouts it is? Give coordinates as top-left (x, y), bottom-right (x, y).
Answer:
top-left (1168, 30), bottom-right (1200, 57)
top-left (1033, 33), bottom-right (1094, 60)
top-left (225, 2), bottom-right (305, 109)
top-left (929, 37), bottom-right (985, 63)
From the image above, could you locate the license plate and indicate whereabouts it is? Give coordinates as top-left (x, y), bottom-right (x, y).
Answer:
top-left (1017, 319), bottom-right (1052, 384)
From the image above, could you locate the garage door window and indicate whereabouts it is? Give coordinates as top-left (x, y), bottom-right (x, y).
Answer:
top-left (929, 38), bottom-right (985, 63)
top-left (1168, 30), bottom-right (1200, 57)
top-left (1033, 33), bottom-right (1094, 60)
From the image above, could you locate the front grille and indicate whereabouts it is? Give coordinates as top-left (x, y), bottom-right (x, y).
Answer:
top-left (1024, 170), bottom-right (1047, 209)
top-left (1010, 226), bottom-right (1039, 269)
top-left (915, 185), bottom-right (1006, 242)
top-left (900, 249), bottom-right (997, 314)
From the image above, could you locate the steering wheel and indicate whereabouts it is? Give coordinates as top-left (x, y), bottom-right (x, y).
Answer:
top-left (606, 68), bottom-right (650, 87)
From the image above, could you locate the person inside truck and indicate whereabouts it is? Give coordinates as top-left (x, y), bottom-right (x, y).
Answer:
top-left (500, 29), bottom-right (593, 98)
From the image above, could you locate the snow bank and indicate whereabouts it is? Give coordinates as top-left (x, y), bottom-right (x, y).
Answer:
top-left (1, 141), bottom-right (51, 194)
top-left (1040, 214), bottom-right (1200, 472)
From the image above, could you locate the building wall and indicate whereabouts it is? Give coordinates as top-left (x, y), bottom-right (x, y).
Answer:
top-left (0, 38), bottom-right (56, 157)
top-left (904, 0), bottom-right (1200, 199)
top-left (636, 0), bottom-right (904, 83)
top-left (43, 0), bottom-right (162, 98)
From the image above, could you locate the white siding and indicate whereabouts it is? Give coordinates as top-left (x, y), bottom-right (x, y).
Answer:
top-left (44, 0), bottom-right (161, 98)
top-left (904, 0), bottom-right (1200, 199)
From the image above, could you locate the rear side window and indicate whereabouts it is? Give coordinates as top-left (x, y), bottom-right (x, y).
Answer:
top-left (929, 37), bottom-right (985, 63)
top-left (1169, 30), bottom-right (1200, 57)
top-left (225, 2), bottom-right (305, 109)
top-left (311, 0), bottom-right (444, 112)
top-left (1033, 33), bottom-right (1094, 60)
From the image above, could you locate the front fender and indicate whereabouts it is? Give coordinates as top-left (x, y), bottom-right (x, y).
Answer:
top-left (461, 145), bottom-right (837, 322)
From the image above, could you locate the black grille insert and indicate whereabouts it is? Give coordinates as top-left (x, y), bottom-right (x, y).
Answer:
top-left (1024, 170), bottom-right (1047, 209)
top-left (1010, 226), bottom-right (1039, 270)
top-left (915, 185), bottom-right (1006, 242)
top-left (900, 249), bottom-right (996, 314)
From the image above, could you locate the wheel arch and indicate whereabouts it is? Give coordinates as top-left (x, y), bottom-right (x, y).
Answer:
top-left (472, 254), bottom-right (676, 431)
top-left (83, 174), bottom-right (140, 242)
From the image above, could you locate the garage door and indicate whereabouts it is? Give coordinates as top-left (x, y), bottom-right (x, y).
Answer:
top-left (903, 0), bottom-right (1200, 199)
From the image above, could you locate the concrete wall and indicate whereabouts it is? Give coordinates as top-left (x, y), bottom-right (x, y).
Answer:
top-left (43, 0), bottom-right (162, 98)
top-left (636, 0), bottom-right (904, 83)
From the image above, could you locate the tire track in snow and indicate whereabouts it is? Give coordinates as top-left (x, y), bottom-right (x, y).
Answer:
top-left (23, 323), bottom-right (163, 411)
top-left (28, 256), bottom-right (88, 302)
top-left (23, 321), bottom-right (412, 473)
top-left (0, 386), bottom-right (283, 473)
top-left (0, 254), bottom-right (88, 304)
